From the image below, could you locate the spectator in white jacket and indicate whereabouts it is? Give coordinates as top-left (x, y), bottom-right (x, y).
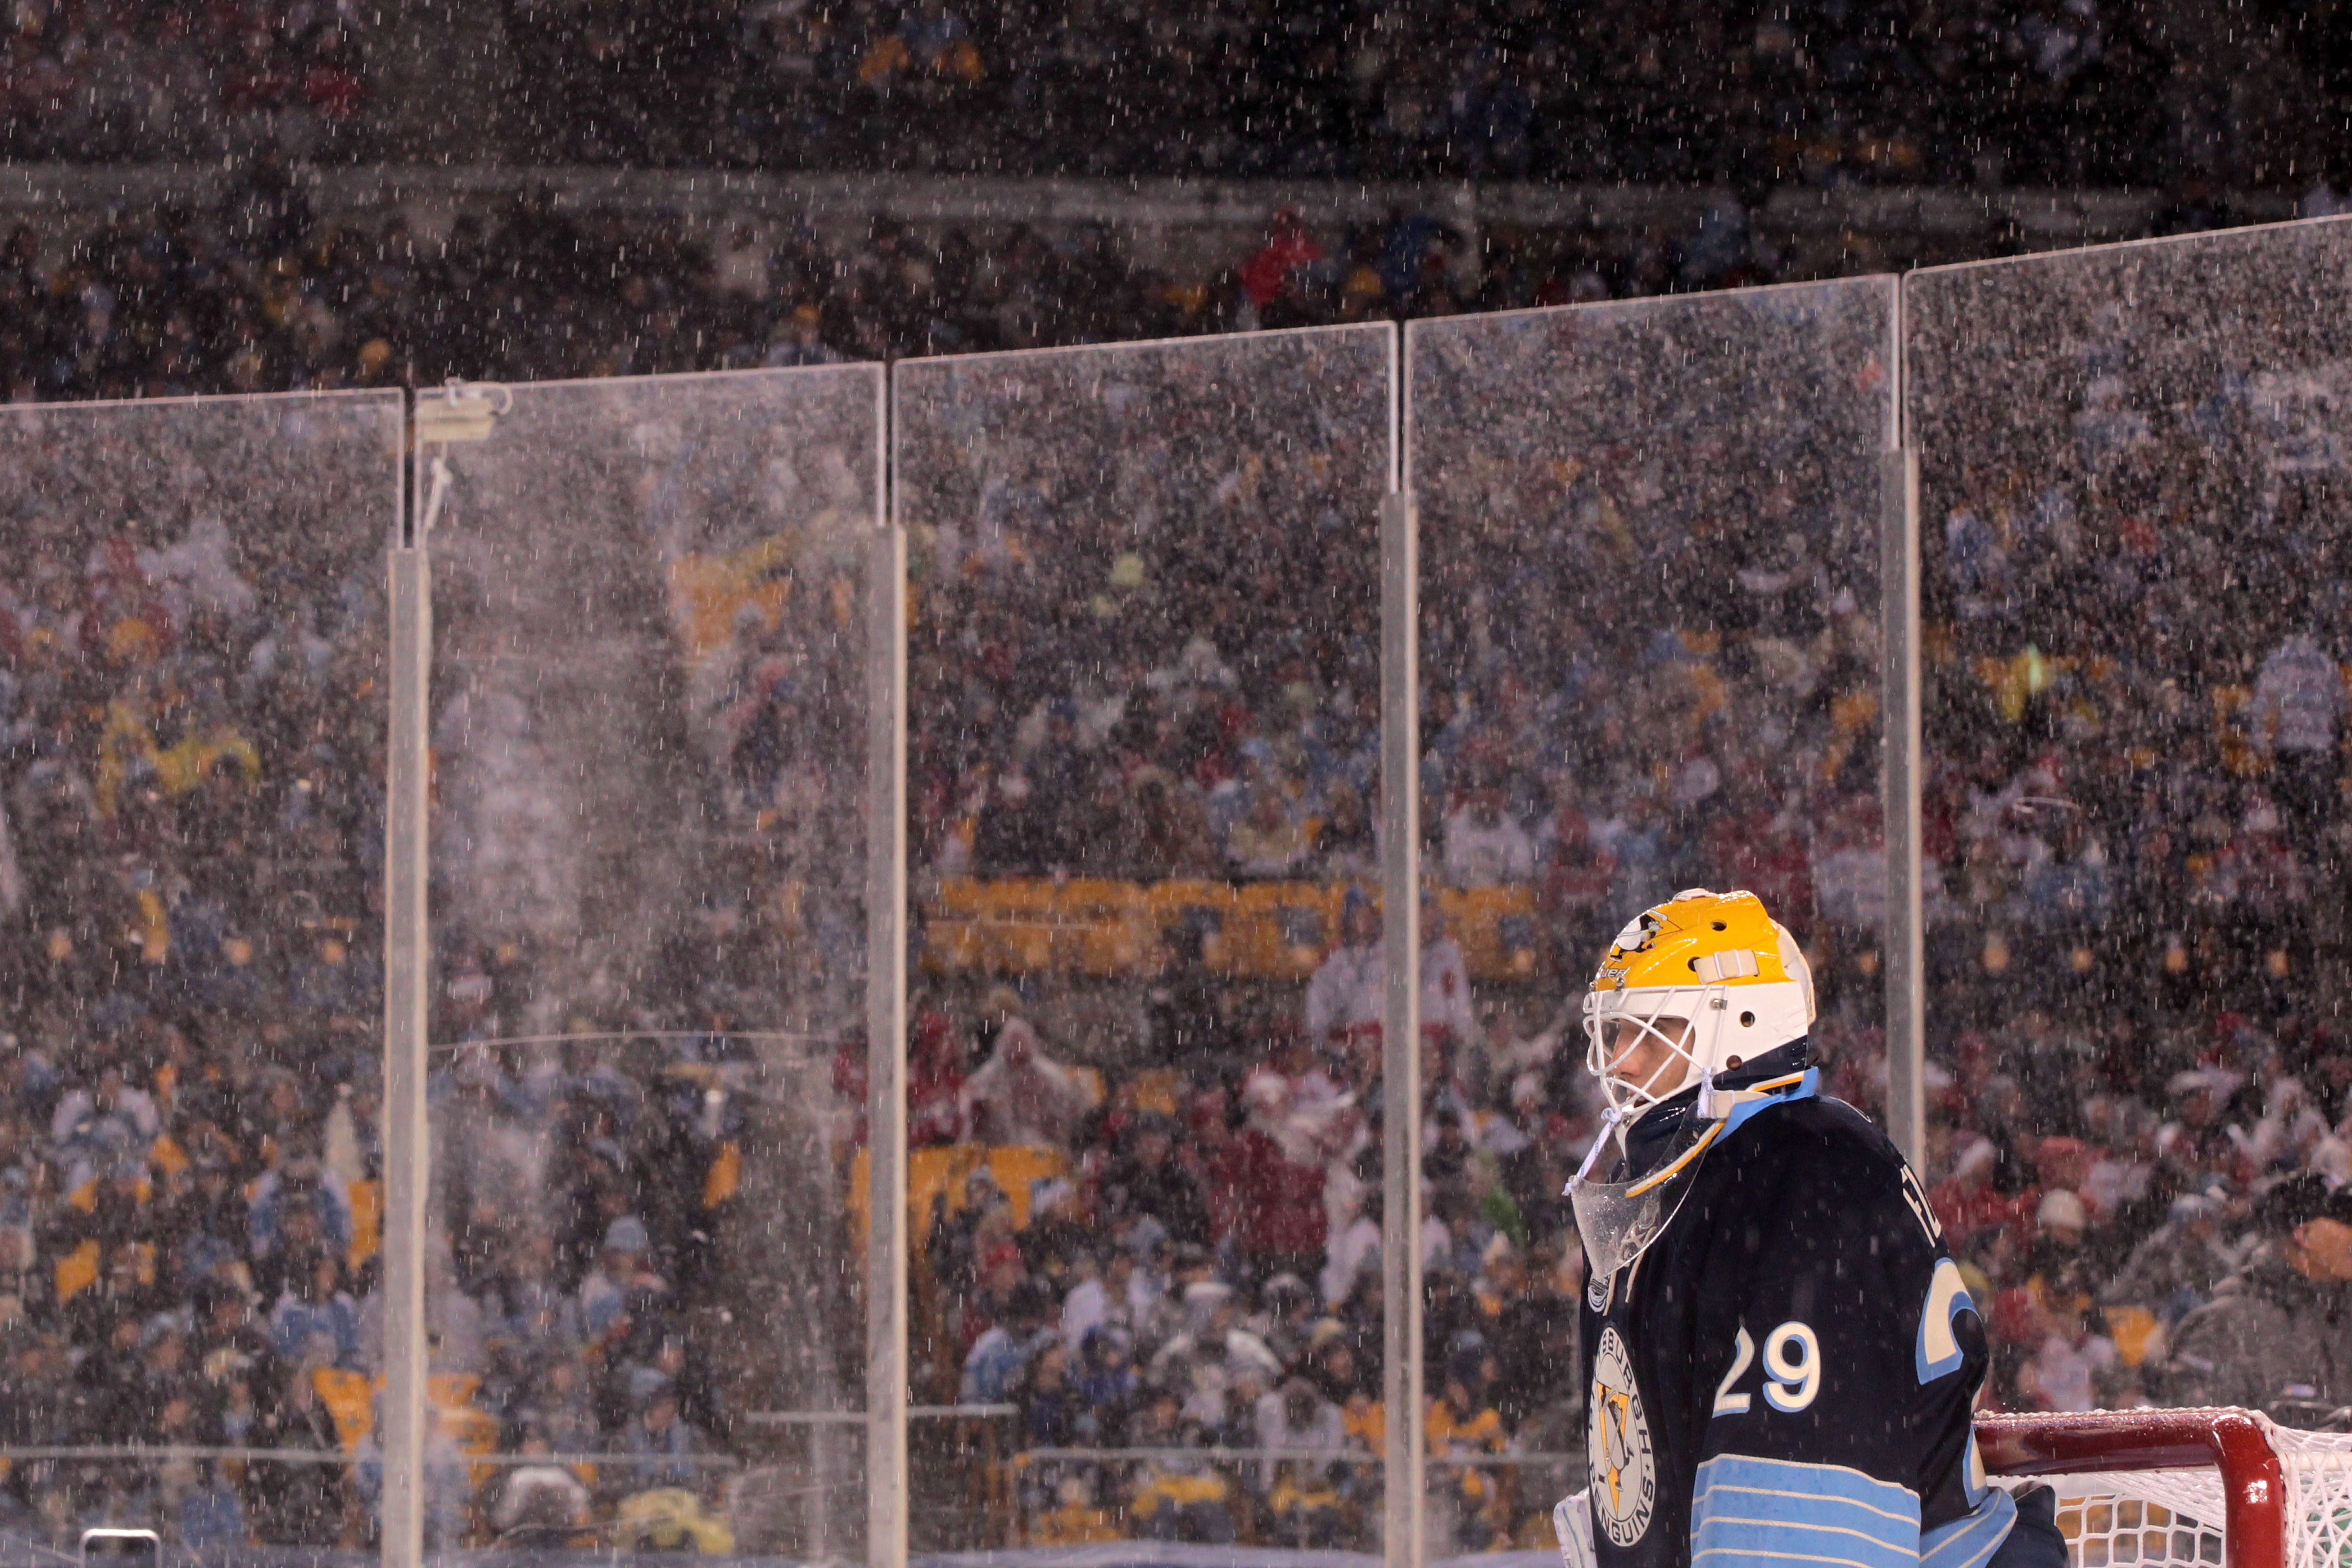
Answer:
top-left (2254, 628), bottom-right (2347, 866)
top-left (1303, 891), bottom-right (1477, 1064)
top-left (960, 988), bottom-right (1090, 1149)
top-left (1442, 786), bottom-right (1535, 889)
top-left (1062, 1245), bottom-right (1156, 1349)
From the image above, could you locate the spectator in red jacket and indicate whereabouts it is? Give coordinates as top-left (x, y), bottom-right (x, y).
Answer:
top-left (1238, 208), bottom-right (1325, 309)
top-left (1211, 1075), bottom-right (1328, 1286)
top-left (908, 1007), bottom-right (968, 1147)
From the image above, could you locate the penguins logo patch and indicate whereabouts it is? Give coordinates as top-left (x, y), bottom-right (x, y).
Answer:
top-left (1588, 1327), bottom-right (1656, 1547)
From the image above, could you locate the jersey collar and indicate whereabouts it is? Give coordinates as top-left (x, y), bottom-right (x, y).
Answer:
top-left (1617, 1045), bottom-right (1820, 1188)
top-left (1711, 1065), bottom-right (1820, 1142)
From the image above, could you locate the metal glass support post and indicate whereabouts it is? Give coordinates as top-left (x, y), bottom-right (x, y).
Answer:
top-left (1379, 489), bottom-right (1423, 1568)
top-left (1880, 442), bottom-right (1925, 1171)
top-left (381, 521), bottom-right (430, 1568)
top-left (866, 427), bottom-right (909, 1568)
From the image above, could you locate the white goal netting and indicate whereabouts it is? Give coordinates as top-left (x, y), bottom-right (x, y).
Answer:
top-left (1999, 1421), bottom-right (2352, 1568)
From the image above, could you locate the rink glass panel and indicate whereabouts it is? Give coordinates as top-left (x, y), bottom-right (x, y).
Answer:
top-left (424, 367), bottom-right (881, 1559)
top-left (1906, 218), bottom-right (2352, 1415)
top-left (0, 391), bottom-right (403, 1549)
top-left (892, 327), bottom-right (1393, 1551)
top-left (1408, 279), bottom-right (1898, 1552)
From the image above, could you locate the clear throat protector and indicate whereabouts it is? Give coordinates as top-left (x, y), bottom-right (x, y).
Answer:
top-left (1564, 1092), bottom-right (1717, 1284)
top-left (1566, 980), bottom-right (1727, 1282)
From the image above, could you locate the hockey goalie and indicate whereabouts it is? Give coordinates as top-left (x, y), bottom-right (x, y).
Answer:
top-left (1554, 890), bottom-right (2063, 1568)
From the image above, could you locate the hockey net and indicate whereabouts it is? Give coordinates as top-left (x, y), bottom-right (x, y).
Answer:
top-left (1980, 1410), bottom-right (2352, 1568)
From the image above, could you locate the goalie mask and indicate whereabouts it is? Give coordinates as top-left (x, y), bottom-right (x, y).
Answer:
top-left (1564, 888), bottom-right (1815, 1281)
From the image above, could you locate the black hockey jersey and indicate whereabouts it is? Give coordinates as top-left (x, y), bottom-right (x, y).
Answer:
top-left (1580, 1060), bottom-right (2013, 1568)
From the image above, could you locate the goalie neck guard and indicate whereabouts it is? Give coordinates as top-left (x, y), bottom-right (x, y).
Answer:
top-left (1565, 888), bottom-right (1818, 1280)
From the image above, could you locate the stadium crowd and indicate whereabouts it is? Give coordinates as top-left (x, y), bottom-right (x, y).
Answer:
top-left (882, 287), bottom-right (1890, 1549)
top-left (0, 399), bottom-right (393, 1546)
top-left (1909, 262), bottom-right (2352, 1422)
top-left (0, 183), bottom-right (1788, 404)
top-left (0, 398), bottom-right (816, 1550)
top-left (873, 233), bottom-right (2352, 1546)
top-left (3, 166), bottom-right (2335, 412)
top-left (6, 159), bottom-right (2352, 1559)
top-left (515, 0), bottom-right (2243, 184)
top-left (0, 0), bottom-right (2324, 192)
top-left (0, 0), bottom-right (370, 162)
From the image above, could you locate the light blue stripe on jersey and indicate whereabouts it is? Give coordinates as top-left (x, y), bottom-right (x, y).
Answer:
top-left (1692, 1453), bottom-right (1922, 1568)
top-left (1920, 1487), bottom-right (2017, 1568)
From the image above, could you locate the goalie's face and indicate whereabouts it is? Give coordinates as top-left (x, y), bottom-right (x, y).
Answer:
top-left (1601, 1011), bottom-right (1696, 1104)
top-left (1582, 982), bottom-right (1719, 1125)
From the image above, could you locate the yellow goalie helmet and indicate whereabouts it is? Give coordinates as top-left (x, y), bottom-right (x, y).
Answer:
top-left (1566, 888), bottom-right (1818, 1281)
top-left (1582, 887), bottom-right (1816, 1126)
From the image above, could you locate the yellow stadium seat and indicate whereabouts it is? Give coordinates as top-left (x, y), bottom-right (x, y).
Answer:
top-left (347, 1178), bottom-right (381, 1270)
top-left (978, 881), bottom-right (1059, 973)
top-left (855, 1141), bottom-right (1078, 1248)
top-left (918, 915), bottom-right (985, 975)
top-left (1055, 880), bottom-right (1149, 975)
top-left (1231, 882), bottom-right (1339, 980)
top-left (1443, 886), bottom-right (1542, 981)
top-left (1147, 881), bottom-right (1240, 972)
top-left (934, 878), bottom-right (989, 917)
top-left (312, 1367), bottom-right (378, 1450)
top-left (909, 1145), bottom-right (990, 1250)
top-left (985, 1145), bottom-right (1073, 1228)
top-left (856, 1143), bottom-right (994, 1254)
top-left (921, 878), bottom-right (992, 974)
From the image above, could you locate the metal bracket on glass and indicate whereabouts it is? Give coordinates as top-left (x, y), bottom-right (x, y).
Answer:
top-left (413, 377), bottom-right (511, 446)
top-left (412, 380), bottom-right (510, 543)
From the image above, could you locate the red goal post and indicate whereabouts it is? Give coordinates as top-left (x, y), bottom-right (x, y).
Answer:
top-left (1977, 1409), bottom-right (2328, 1568)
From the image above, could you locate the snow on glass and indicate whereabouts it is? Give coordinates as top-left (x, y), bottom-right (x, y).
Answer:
top-left (1408, 280), bottom-right (1895, 1550)
top-left (1906, 224), bottom-right (2352, 1416)
top-left (0, 391), bottom-right (401, 1547)
top-left (425, 368), bottom-right (881, 1559)
top-left (894, 328), bottom-right (1389, 1549)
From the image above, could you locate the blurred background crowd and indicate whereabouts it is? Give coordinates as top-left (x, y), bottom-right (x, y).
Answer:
top-left (0, 161), bottom-right (2341, 411)
top-left (2, 0), bottom-right (2349, 190)
top-left (1906, 250), bottom-right (2352, 1426)
top-left (7, 216), bottom-right (2352, 1559)
top-left (10, 217), bottom-right (2352, 1556)
top-left (2, 0), bottom-right (2352, 1556)
top-left (0, 401), bottom-right (396, 1548)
